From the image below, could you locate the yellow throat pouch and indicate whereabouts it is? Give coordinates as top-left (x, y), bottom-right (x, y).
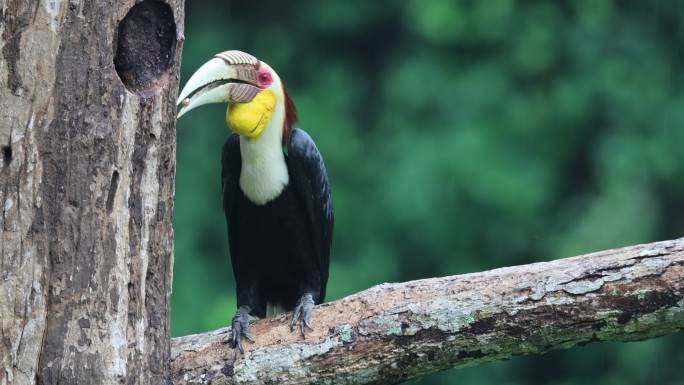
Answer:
top-left (226, 89), bottom-right (277, 138)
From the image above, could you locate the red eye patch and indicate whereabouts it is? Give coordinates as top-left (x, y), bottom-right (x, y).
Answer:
top-left (258, 69), bottom-right (273, 88)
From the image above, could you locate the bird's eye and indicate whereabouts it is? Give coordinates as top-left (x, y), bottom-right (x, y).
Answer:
top-left (259, 72), bottom-right (272, 85)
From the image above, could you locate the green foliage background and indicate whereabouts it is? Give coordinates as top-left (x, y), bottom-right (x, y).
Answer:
top-left (173, 1), bottom-right (684, 384)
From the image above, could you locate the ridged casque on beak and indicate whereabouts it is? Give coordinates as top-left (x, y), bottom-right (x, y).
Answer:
top-left (176, 51), bottom-right (262, 118)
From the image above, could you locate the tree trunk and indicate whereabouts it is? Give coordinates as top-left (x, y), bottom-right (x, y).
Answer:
top-left (171, 239), bottom-right (684, 385)
top-left (0, 1), bottom-right (183, 384)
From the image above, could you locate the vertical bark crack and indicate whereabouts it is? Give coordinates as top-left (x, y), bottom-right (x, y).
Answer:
top-left (2, 145), bottom-right (11, 166)
top-left (106, 170), bottom-right (120, 213)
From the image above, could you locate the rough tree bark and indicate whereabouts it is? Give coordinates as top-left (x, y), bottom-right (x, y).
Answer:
top-left (0, 1), bottom-right (184, 384)
top-left (171, 238), bottom-right (684, 385)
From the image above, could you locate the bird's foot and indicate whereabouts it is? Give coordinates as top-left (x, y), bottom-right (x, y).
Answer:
top-left (231, 305), bottom-right (254, 353)
top-left (290, 293), bottom-right (315, 338)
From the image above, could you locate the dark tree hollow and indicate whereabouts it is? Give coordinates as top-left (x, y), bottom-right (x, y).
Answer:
top-left (114, 0), bottom-right (177, 96)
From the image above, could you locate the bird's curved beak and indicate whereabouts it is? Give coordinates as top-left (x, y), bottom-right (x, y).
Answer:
top-left (176, 54), bottom-right (260, 119)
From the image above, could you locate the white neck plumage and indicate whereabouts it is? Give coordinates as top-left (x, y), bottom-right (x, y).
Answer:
top-left (238, 98), bottom-right (290, 205)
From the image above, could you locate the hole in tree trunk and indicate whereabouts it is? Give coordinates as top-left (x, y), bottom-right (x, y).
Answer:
top-left (2, 145), bottom-right (11, 166)
top-left (114, 0), bottom-right (176, 96)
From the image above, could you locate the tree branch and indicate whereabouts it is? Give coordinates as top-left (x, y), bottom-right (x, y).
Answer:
top-left (171, 239), bottom-right (684, 385)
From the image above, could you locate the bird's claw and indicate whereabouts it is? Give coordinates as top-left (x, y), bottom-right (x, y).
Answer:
top-left (231, 306), bottom-right (254, 353)
top-left (290, 293), bottom-right (315, 338)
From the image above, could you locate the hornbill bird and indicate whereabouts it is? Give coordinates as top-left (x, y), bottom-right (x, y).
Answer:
top-left (177, 51), bottom-right (333, 352)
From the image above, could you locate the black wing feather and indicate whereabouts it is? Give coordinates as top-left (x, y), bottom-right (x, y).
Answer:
top-left (287, 128), bottom-right (334, 302)
top-left (221, 134), bottom-right (253, 304)
top-left (221, 134), bottom-right (242, 218)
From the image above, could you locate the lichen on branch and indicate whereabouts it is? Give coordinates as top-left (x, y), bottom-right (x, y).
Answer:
top-left (171, 239), bottom-right (684, 385)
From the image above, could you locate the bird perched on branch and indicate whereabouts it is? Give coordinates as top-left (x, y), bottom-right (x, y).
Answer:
top-left (176, 51), bottom-right (333, 352)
